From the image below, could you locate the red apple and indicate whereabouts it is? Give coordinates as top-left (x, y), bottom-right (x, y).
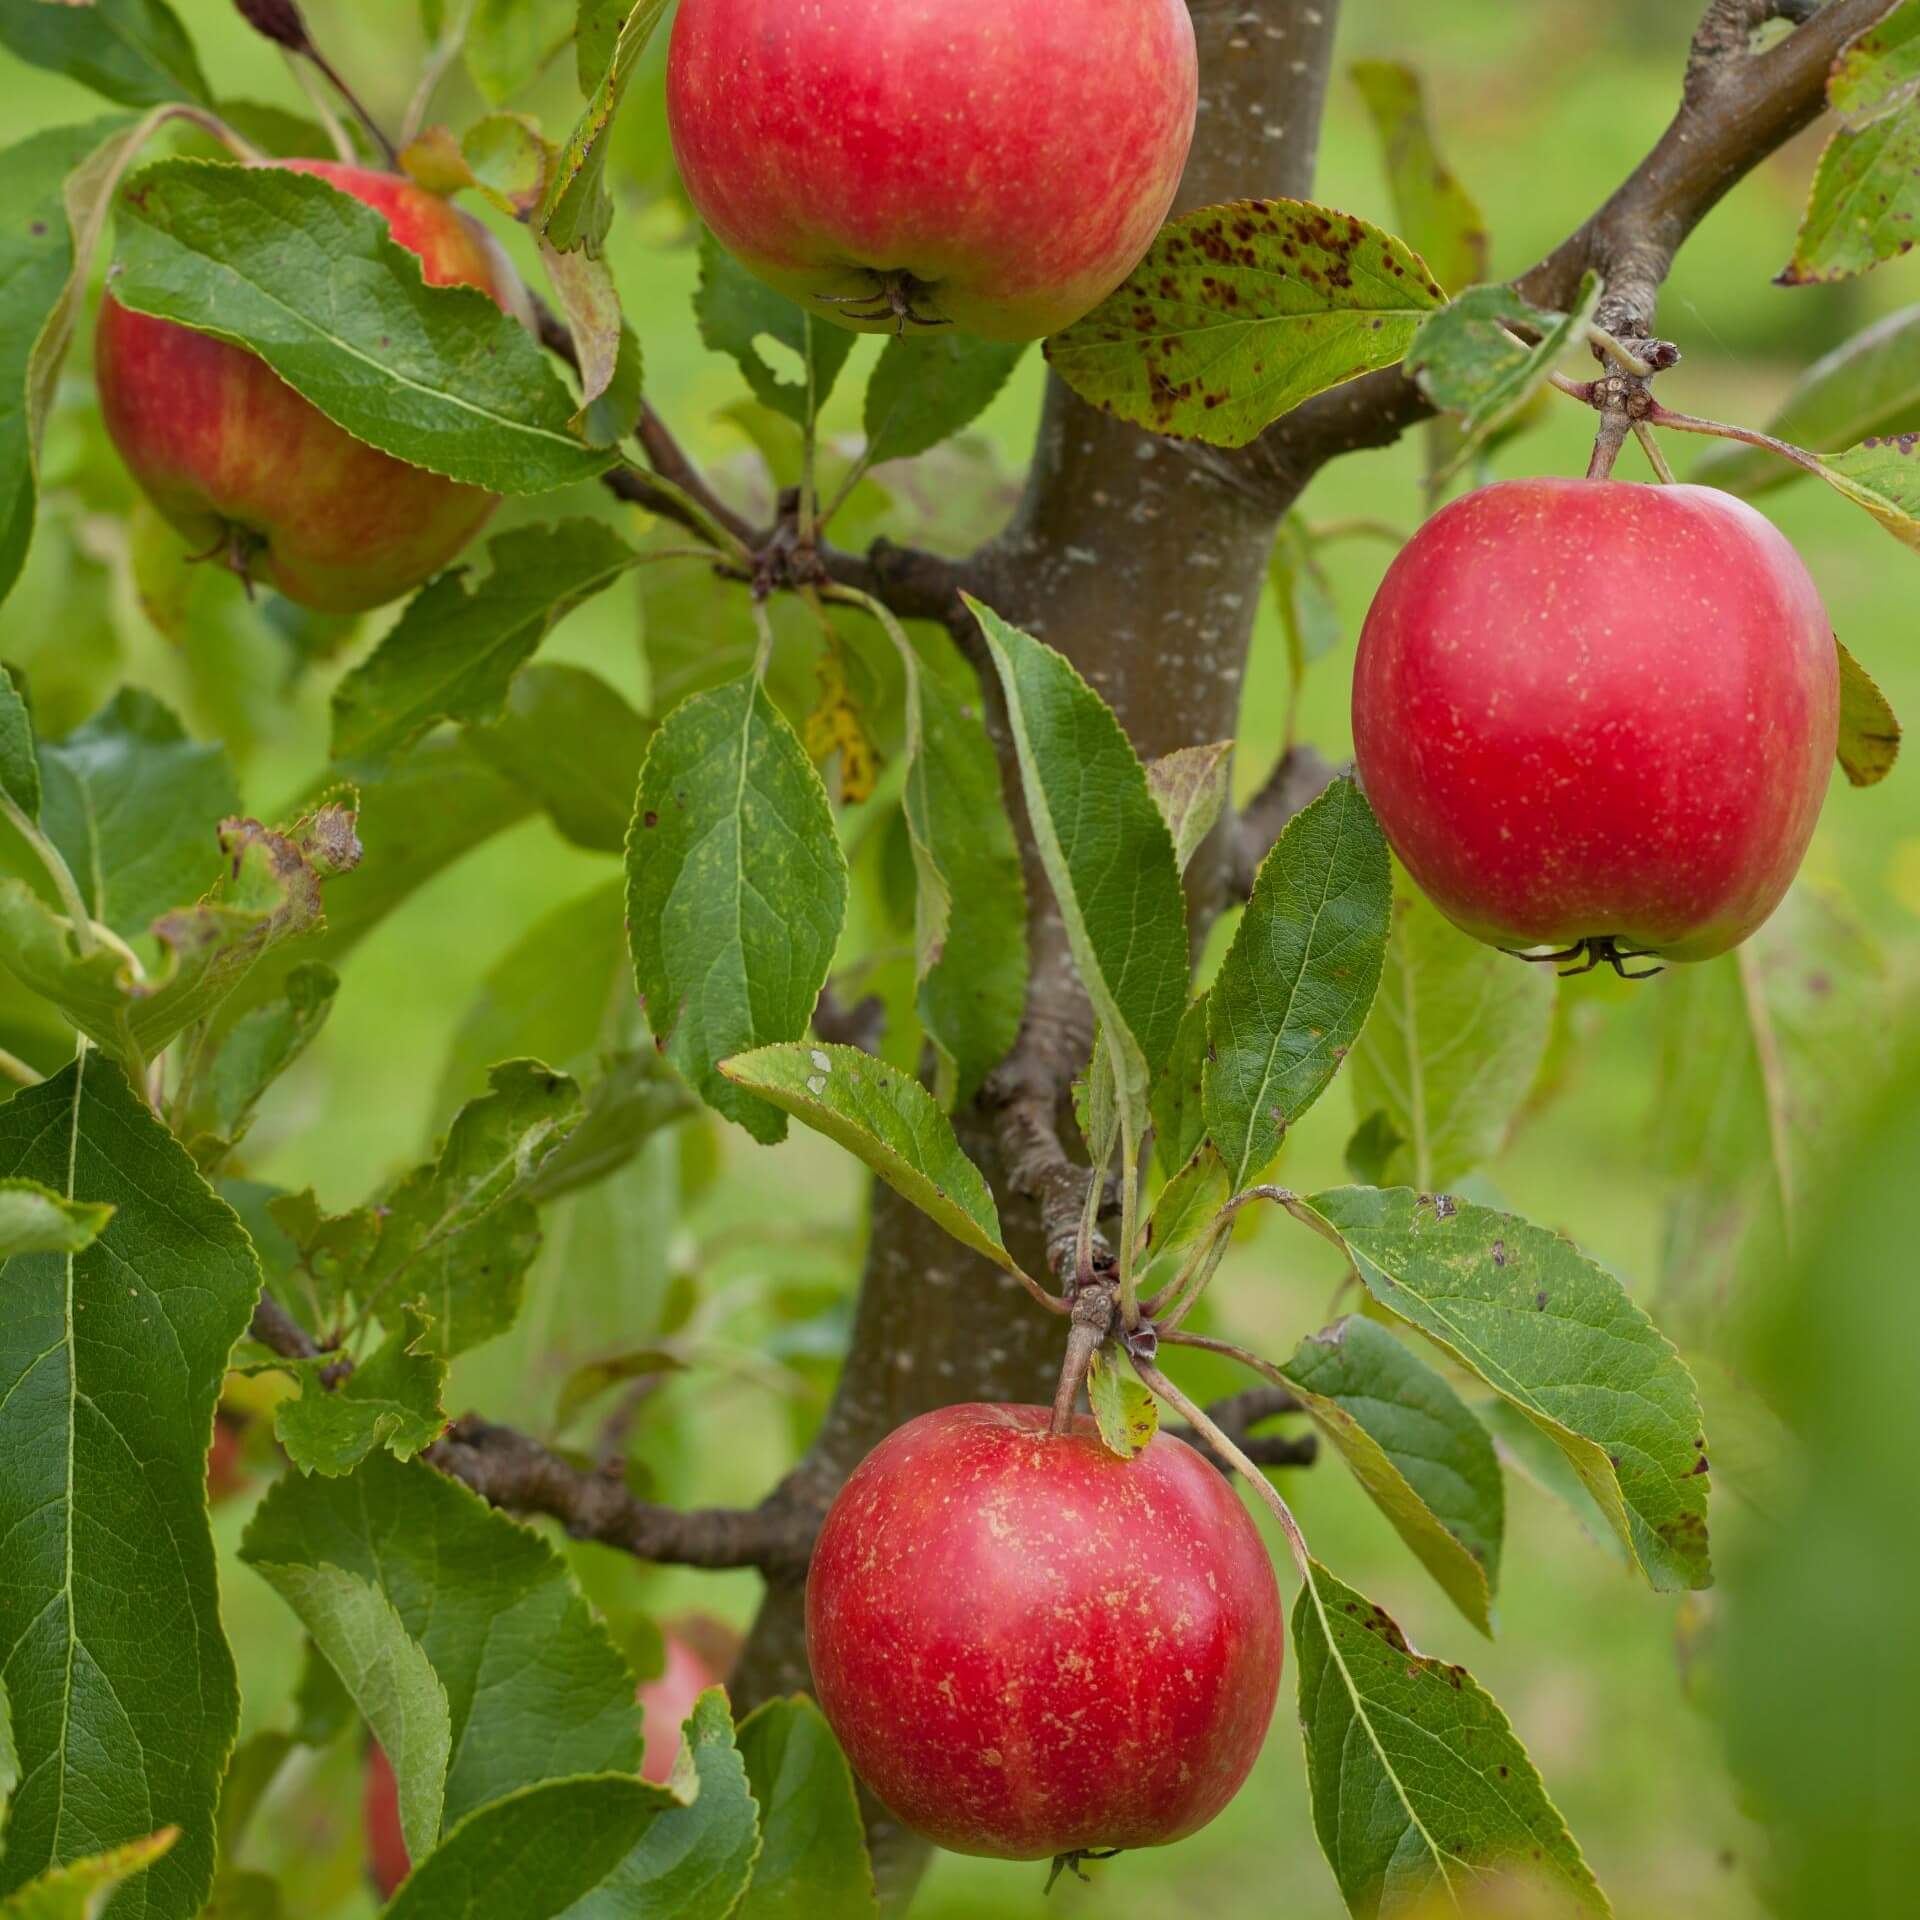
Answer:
top-left (666, 0), bottom-right (1198, 341)
top-left (205, 1409), bottom-right (250, 1505)
top-left (805, 1402), bottom-right (1283, 1861)
top-left (363, 1741), bottom-right (410, 1903)
top-left (97, 161), bottom-right (504, 614)
top-left (638, 1617), bottom-right (738, 1783)
top-left (1352, 478), bottom-right (1839, 969)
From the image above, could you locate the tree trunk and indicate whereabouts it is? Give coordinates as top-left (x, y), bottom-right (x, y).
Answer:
top-left (730, 3), bottom-right (1344, 1905)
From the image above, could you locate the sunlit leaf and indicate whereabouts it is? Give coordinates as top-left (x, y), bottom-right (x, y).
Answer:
top-left (1835, 636), bottom-right (1901, 785)
top-left (1780, 111), bottom-right (1920, 284)
top-left (721, 1042), bottom-right (1019, 1275)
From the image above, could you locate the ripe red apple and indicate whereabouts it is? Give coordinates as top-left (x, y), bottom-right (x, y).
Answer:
top-left (666, 0), bottom-right (1199, 341)
top-left (205, 1409), bottom-right (250, 1506)
top-left (362, 1620), bottom-right (735, 1895)
top-left (1352, 478), bottom-right (1839, 970)
top-left (363, 1741), bottom-right (410, 1904)
top-left (638, 1616), bottom-right (738, 1784)
top-left (97, 161), bottom-right (504, 615)
top-left (805, 1402), bottom-right (1283, 1861)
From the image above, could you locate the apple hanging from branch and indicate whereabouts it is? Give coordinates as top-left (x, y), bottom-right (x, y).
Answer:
top-left (1352, 478), bottom-right (1840, 974)
top-left (666, 0), bottom-right (1199, 341)
top-left (97, 160), bottom-right (505, 615)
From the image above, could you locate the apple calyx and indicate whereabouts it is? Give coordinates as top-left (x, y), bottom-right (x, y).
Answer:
top-left (1501, 934), bottom-right (1667, 980)
top-left (1045, 1847), bottom-right (1124, 1893)
top-left (813, 267), bottom-right (954, 336)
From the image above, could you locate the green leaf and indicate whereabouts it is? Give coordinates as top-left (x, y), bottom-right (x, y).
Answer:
top-left (862, 334), bottom-right (1027, 468)
top-left (0, 1832), bottom-right (181, 1920)
top-left (1294, 1558), bottom-right (1606, 1919)
top-left (247, 1565), bottom-right (451, 1864)
top-left (626, 677), bottom-right (848, 1142)
top-left (1280, 1317), bottom-right (1504, 1634)
top-left (466, 0), bottom-right (575, 104)
top-left (1350, 61), bottom-right (1489, 296)
top-left (1835, 636), bottom-right (1901, 786)
top-left (1205, 777), bottom-right (1391, 1192)
top-left (736, 1696), bottom-right (876, 1920)
top-left (38, 687), bottom-right (238, 936)
top-left (330, 522), bottom-right (640, 769)
top-left (527, 1049), bottom-right (695, 1203)
top-left (176, 962), bottom-right (339, 1168)
top-left (541, 0), bottom-right (673, 255)
top-left (1298, 1188), bottom-right (1712, 1592)
top-left (0, 0), bottom-right (209, 109)
top-left (1141, 1145), bottom-right (1229, 1290)
top-left (1479, 1397), bottom-right (1629, 1568)
top-left (1349, 882), bottom-right (1555, 1190)
top-left (1780, 110), bottom-right (1920, 284)
top-left (1814, 432), bottom-right (1920, 547)
top-left (1692, 306), bottom-right (1920, 496)
top-left (111, 160), bottom-right (613, 494)
top-left (0, 807), bottom-right (359, 1069)
top-left (1345, 1109), bottom-right (1407, 1187)
top-left (1151, 996), bottom-right (1211, 1178)
top-left (464, 663), bottom-right (653, 855)
top-left (1831, 0), bottom-right (1920, 125)
top-left (1087, 1348), bottom-right (1159, 1459)
top-left (0, 1054), bottom-right (260, 1917)
top-left (1405, 273), bottom-right (1602, 474)
top-left (720, 1043), bottom-right (1020, 1276)
top-left (1146, 742), bottom-right (1233, 876)
top-left (0, 1672), bottom-right (17, 1825)
top-left (1044, 198), bottom-right (1445, 449)
top-left (385, 1695), bottom-right (756, 1920)
top-left (970, 601), bottom-right (1187, 1097)
top-left (368, 1060), bottom-right (585, 1358)
top-left (695, 232), bottom-right (857, 425)
top-left (272, 1307), bottom-right (449, 1476)
top-left (1654, 888), bottom-right (1887, 1344)
top-left (240, 1451), bottom-right (642, 1840)
top-left (0, 1177), bottom-right (112, 1257)
top-left (895, 638), bottom-right (1026, 1108)
top-left (0, 117), bottom-right (134, 610)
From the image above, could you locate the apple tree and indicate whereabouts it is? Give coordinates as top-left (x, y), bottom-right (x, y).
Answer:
top-left (0, 0), bottom-right (1912, 1915)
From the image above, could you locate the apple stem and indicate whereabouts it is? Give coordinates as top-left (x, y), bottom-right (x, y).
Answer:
top-left (1050, 1285), bottom-right (1114, 1436)
top-left (1634, 420), bottom-right (1678, 484)
top-left (1586, 410), bottom-right (1632, 480)
top-left (1131, 1355), bottom-right (1312, 1580)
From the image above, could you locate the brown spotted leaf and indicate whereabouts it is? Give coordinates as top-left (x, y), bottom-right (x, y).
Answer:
top-left (1835, 636), bottom-right (1902, 785)
top-left (1815, 431), bottom-right (1920, 546)
top-left (1044, 198), bottom-right (1445, 448)
top-left (1779, 109), bottom-right (1920, 284)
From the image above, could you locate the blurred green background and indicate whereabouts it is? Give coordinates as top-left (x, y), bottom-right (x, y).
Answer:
top-left (5, 1), bottom-right (1916, 1915)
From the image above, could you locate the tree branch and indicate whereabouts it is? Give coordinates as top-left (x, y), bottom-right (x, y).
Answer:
top-left (425, 1415), bottom-right (818, 1574)
top-left (1254, 0), bottom-right (1895, 500)
top-left (1173, 1384), bottom-right (1317, 1472)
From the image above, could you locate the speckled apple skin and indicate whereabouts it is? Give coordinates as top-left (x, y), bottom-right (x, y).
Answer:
top-left (97, 162), bottom-right (503, 614)
top-left (1352, 479), bottom-right (1839, 962)
top-left (666, 0), bottom-right (1198, 341)
top-left (804, 1403), bottom-right (1283, 1861)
